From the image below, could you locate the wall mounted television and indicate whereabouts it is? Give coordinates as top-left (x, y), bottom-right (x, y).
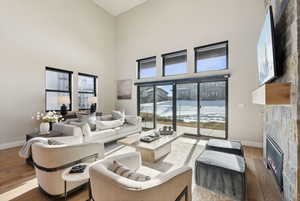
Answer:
top-left (257, 6), bottom-right (278, 86)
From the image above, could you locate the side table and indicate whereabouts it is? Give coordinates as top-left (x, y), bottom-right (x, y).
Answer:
top-left (62, 163), bottom-right (93, 201)
top-left (25, 131), bottom-right (64, 166)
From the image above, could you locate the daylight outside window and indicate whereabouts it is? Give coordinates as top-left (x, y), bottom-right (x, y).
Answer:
top-left (162, 50), bottom-right (187, 76)
top-left (137, 57), bottom-right (156, 79)
top-left (195, 41), bottom-right (228, 72)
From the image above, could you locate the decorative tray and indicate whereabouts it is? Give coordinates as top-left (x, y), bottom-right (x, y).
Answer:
top-left (159, 130), bottom-right (174, 136)
top-left (140, 135), bottom-right (161, 143)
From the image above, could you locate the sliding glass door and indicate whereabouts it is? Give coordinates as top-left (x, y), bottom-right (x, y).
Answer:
top-left (199, 81), bottom-right (227, 138)
top-left (155, 85), bottom-right (173, 130)
top-left (139, 86), bottom-right (155, 130)
top-left (137, 79), bottom-right (228, 139)
top-left (176, 83), bottom-right (198, 135)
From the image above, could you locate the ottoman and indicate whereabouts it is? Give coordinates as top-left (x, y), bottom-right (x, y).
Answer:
top-left (195, 150), bottom-right (246, 201)
top-left (206, 139), bottom-right (244, 156)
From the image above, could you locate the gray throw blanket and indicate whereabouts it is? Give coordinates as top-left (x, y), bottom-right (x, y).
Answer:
top-left (19, 137), bottom-right (49, 159)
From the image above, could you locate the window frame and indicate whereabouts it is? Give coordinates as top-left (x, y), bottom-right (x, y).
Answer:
top-left (137, 56), bottom-right (157, 79)
top-left (162, 49), bottom-right (187, 77)
top-left (45, 67), bottom-right (73, 112)
top-left (78, 72), bottom-right (98, 110)
top-left (194, 41), bottom-right (229, 73)
top-left (136, 74), bottom-right (229, 139)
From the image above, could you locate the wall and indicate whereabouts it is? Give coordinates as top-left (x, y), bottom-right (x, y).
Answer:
top-left (0, 0), bottom-right (116, 147)
top-left (115, 0), bottom-right (265, 146)
top-left (263, 0), bottom-right (299, 200)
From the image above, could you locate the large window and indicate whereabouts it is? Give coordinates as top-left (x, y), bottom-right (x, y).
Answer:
top-left (138, 86), bottom-right (155, 129)
top-left (45, 67), bottom-right (72, 111)
top-left (137, 76), bottom-right (228, 139)
top-left (78, 73), bottom-right (97, 110)
top-left (137, 57), bottom-right (156, 79)
top-left (195, 41), bottom-right (228, 73)
top-left (162, 50), bottom-right (187, 76)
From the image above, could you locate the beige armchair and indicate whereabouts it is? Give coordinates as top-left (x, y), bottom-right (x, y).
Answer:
top-left (89, 152), bottom-right (192, 201)
top-left (32, 141), bottom-right (104, 196)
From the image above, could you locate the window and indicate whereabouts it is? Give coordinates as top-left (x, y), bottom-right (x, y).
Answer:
top-left (45, 67), bottom-right (72, 111)
top-left (136, 75), bottom-right (229, 139)
top-left (78, 73), bottom-right (97, 110)
top-left (137, 57), bottom-right (156, 79)
top-left (162, 50), bottom-right (187, 76)
top-left (195, 41), bottom-right (228, 73)
top-left (138, 86), bottom-right (155, 129)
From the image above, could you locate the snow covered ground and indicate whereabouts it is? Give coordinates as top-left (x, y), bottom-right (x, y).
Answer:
top-left (140, 100), bottom-right (225, 123)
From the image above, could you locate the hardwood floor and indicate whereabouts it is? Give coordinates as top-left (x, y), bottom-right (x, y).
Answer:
top-left (0, 146), bottom-right (282, 201)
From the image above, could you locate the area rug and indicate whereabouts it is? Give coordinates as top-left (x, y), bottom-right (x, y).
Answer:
top-left (105, 137), bottom-right (236, 201)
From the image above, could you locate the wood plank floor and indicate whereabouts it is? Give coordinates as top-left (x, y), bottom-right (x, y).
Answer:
top-left (0, 146), bottom-right (282, 201)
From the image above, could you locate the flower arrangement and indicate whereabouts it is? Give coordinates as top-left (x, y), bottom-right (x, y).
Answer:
top-left (32, 111), bottom-right (62, 123)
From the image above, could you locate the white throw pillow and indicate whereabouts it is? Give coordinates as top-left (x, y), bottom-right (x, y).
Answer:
top-left (112, 110), bottom-right (125, 121)
top-left (80, 123), bottom-right (92, 138)
top-left (96, 119), bottom-right (124, 130)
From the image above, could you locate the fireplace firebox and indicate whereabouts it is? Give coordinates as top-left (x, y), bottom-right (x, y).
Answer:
top-left (266, 135), bottom-right (284, 191)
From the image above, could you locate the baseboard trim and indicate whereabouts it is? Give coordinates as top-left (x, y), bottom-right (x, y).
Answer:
top-left (241, 140), bottom-right (263, 148)
top-left (0, 140), bottom-right (24, 150)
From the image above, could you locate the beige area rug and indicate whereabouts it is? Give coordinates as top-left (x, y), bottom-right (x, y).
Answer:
top-left (105, 137), bottom-right (236, 201)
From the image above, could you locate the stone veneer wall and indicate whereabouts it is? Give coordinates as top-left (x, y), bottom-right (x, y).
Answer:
top-left (263, 0), bottom-right (299, 201)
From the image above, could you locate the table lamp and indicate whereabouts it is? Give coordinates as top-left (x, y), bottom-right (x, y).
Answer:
top-left (88, 97), bottom-right (98, 113)
top-left (58, 96), bottom-right (70, 116)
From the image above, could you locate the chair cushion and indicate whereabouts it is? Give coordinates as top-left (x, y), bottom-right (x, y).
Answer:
top-left (136, 166), bottom-right (161, 178)
top-left (196, 150), bottom-right (245, 173)
top-left (207, 139), bottom-right (242, 150)
top-left (109, 161), bottom-right (151, 182)
top-left (115, 123), bottom-right (138, 135)
top-left (96, 119), bottom-right (124, 130)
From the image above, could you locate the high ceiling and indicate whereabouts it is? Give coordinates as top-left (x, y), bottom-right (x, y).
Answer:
top-left (93, 0), bottom-right (148, 16)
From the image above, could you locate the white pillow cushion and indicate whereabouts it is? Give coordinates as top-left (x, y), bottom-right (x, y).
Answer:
top-left (96, 119), bottom-right (124, 130)
top-left (112, 110), bottom-right (125, 120)
top-left (80, 123), bottom-right (92, 138)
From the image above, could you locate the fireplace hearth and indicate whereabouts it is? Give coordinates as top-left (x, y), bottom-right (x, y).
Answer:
top-left (266, 135), bottom-right (284, 191)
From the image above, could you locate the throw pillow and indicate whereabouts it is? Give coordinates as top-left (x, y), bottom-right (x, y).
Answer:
top-left (81, 123), bottom-right (92, 138)
top-left (109, 160), bottom-right (151, 182)
top-left (95, 119), bottom-right (124, 130)
top-left (112, 110), bottom-right (125, 121)
top-left (48, 139), bottom-right (64, 145)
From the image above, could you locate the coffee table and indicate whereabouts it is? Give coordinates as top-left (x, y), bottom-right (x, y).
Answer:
top-left (117, 130), bottom-right (183, 163)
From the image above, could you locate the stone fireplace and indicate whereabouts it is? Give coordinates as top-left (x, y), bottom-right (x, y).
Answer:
top-left (263, 0), bottom-right (299, 201)
top-left (266, 135), bottom-right (284, 191)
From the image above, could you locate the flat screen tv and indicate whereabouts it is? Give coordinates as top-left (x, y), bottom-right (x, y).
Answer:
top-left (257, 6), bottom-right (278, 86)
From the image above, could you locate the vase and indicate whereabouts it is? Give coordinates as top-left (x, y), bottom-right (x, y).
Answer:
top-left (40, 122), bottom-right (50, 134)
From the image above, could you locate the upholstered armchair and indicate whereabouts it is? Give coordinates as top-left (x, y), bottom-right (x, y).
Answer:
top-left (89, 152), bottom-right (192, 201)
top-left (31, 141), bottom-right (104, 196)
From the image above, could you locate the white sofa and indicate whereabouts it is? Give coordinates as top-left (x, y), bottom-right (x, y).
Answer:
top-left (31, 141), bottom-right (104, 196)
top-left (89, 152), bottom-right (193, 201)
top-left (53, 115), bottom-right (142, 144)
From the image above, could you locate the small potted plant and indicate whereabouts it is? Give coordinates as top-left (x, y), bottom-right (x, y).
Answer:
top-left (33, 111), bottom-right (62, 134)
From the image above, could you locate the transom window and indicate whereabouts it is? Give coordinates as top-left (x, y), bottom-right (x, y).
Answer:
top-left (45, 67), bottom-right (72, 111)
top-left (162, 50), bottom-right (187, 76)
top-left (195, 41), bottom-right (228, 73)
top-left (137, 57), bottom-right (156, 79)
top-left (78, 73), bottom-right (97, 110)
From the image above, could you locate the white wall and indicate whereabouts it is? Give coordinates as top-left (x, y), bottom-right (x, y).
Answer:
top-left (115, 0), bottom-right (265, 146)
top-left (0, 0), bottom-right (116, 146)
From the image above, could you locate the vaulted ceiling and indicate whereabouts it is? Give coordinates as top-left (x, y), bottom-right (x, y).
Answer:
top-left (93, 0), bottom-right (148, 16)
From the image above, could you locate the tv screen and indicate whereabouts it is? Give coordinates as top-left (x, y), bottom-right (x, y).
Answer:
top-left (257, 6), bottom-right (277, 86)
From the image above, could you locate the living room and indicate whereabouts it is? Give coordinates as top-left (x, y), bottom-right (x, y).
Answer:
top-left (0, 0), bottom-right (298, 201)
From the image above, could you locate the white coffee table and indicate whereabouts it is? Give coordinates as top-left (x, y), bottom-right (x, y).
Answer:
top-left (62, 163), bottom-right (93, 201)
top-left (117, 130), bottom-right (183, 163)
